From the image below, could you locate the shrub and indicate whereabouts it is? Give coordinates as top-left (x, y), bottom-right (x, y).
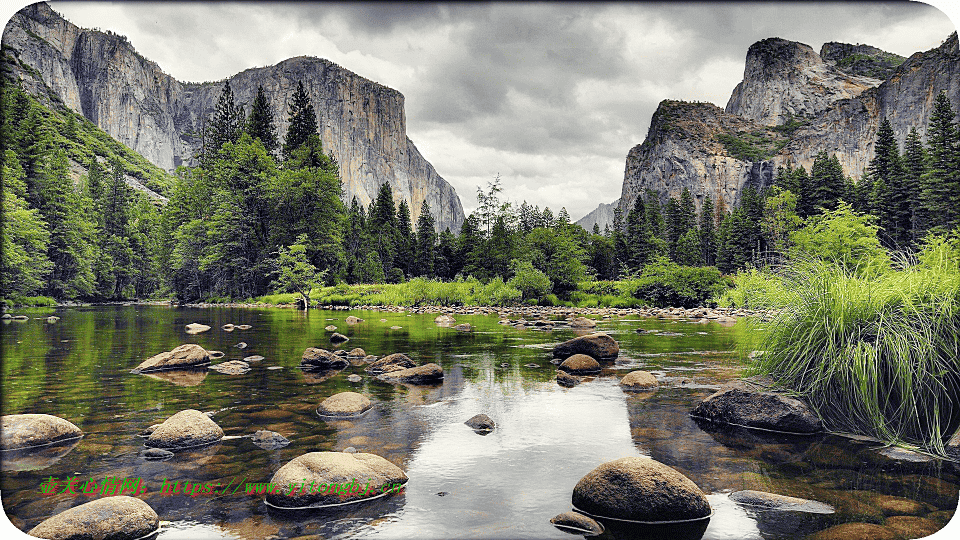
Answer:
top-left (750, 236), bottom-right (960, 454)
top-left (508, 260), bottom-right (552, 300)
top-left (716, 268), bottom-right (791, 309)
top-left (631, 257), bottom-right (726, 308)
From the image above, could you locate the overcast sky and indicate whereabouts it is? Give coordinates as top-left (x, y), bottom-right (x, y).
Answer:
top-left (17, 1), bottom-right (960, 219)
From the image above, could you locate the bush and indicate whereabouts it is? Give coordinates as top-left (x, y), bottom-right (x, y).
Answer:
top-left (750, 236), bottom-right (960, 454)
top-left (631, 258), bottom-right (726, 308)
top-left (716, 268), bottom-right (790, 309)
top-left (508, 260), bottom-right (552, 300)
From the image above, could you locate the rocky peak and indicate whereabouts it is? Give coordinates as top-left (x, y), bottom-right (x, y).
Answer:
top-left (2, 2), bottom-right (464, 232)
top-left (820, 41), bottom-right (906, 80)
top-left (725, 37), bottom-right (881, 126)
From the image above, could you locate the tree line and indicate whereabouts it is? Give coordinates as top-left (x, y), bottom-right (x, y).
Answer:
top-left (2, 73), bottom-right (958, 304)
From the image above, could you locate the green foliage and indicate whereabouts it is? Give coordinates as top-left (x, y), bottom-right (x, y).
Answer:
top-left (715, 268), bottom-right (790, 309)
top-left (283, 81), bottom-right (318, 161)
top-left (272, 234), bottom-right (323, 309)
top-left (521, 226), bottom-right (587, 298)
top-left (789, 201), bottom-right (888, 273)
top-left (716, 131), bottom-right (787, 162)
top-left (749, 235), bottom-right (960, 453)
top-left (630, 257), bottom-right (727, 308)
top-left (246, 85), bottom-right (278, 154)
top-left (508, 259), bottom-right (552, 300)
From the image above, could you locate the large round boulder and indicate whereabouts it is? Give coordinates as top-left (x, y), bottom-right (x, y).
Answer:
top-left (301, 347), bottom-right (348, 370)
top-left (365, 353), bottom-right (417, 374)
top-left (132, 344), bottom-right (210, 373)
top-left (266, 451), bottom-right (408, 508)
top-left (317, 392), bottom-right (373, 417)
top-left (620, 370), bottom-right (659, 391)
top-left (553, 332), bottom-right (619, 361)
top-left (559, 354), bottom-right (601, 375)
top-left (377, 363), bottom-right (444, 384)
top-left (1, 414), bottom-right (82, 450)
top-left (690, 381), bottom-right (823, 434)
top-left (145, 409), bottom-right (224, 450)
top-left (572, 457), bottom-right (711, 523)
top-left (27, 496), bottom-right (159, 540)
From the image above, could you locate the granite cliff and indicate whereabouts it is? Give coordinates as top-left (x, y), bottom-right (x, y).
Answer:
top-left (575, 200), bottom-right (619, 232)
top-left (607, 33), bottom-right (959, 226)
top-left (1, 3), bottom-right (464, 231)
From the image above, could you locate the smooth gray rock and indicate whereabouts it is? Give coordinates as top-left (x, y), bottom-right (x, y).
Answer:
top-left (27, 496), bottom-right (159, 540)
top-left (690, 381), bottom-right (822, 434)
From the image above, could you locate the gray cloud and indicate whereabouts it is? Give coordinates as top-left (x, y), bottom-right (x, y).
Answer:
top-left (39, 1), bottom-right (960, 218)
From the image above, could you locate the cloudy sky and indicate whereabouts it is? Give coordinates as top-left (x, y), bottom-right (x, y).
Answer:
top-left (19, 1), bottom-right (960, 219)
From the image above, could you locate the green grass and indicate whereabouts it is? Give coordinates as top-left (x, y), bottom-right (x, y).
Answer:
top-left (746, 236), bottom-right (960, 454)
top-left (2, 295), bottom-right (57, 307)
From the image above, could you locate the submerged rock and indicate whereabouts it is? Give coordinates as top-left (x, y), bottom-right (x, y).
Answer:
top-left (243, 355), bottom-right (265, 362)
top-left (317, 392), bottom-right (373, 417)
top-left (1, 414), bottom-right (82, 450)
top-left (185, 322), bottom-right (211, 334)
top-left (208, 360), bottom-right (251, 375)
top-left (266, 451), bottom-right (407, 508)
top-left (690, 381), bottom-right (822, 434)
top-left (558, 354), bottom-right (601, 375)
top-left (553, 332), bottom-right (619, 361)
top-left (325, 325), bottom-right (338, 331)
top-left (27, 496), bottom-right (159, 540)
top-left (465, 414), bottom-right (496, 432)
top-left (454, 323), bottom-right (472, 331)
top-left (557, 371), bottom-right (582, 387)
top-left (377, 363), bottom-right (444, 384)
top-left (139, 447), bottom-right (174, 461)
top-left (345, 315), bottom-right (363, 325)
top-left (550, 511), bottom-right (603, 535)
top-left (346, 374), bottom-right (363, 383)
top-left (252, 430), bottom-right (291, 450)
top-left (133, 344), bottom-right (210, 372)
top-left (365, 353), bottom-right (416, 374)
top-left (145, 409), bottom-right (224, 450)
top-left (572, 456), bottom-right (711, 522)
top-left (620, 370), bottom-right (659, 391)
top-left (435, 314), bottom-right (456, 324)
top-left (729, 490), bottom-right (834, 513)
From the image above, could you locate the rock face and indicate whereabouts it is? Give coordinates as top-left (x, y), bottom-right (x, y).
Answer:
top-left (615, 33), bottom-right (959, 221)
top-left (690, 381), bottom-right (823, 434)
top-left (266, 451), bottom-right (407, 508)
top-left (572, 457), bottom-right (711, 522)
top-left (27, 496), bottom-right (159, 540)
top-left (575, 200), bottom-right (618, 233)
top-left (725, 37), bottom-right (881, 126)
top-left (133, 344), bottom-right (211, 373)
top-left (820, 42), bottom-right (906, 80)
top-left (553, 332), bottom-right (619, 361)
top-left (317, 392), bottom-right (372, 417)
top-left (2, 3), bottom-right (464, 232)
top-left (1, 414), bottom-right (82, 450)
top-left (145, 409), bottom-right (224, 450)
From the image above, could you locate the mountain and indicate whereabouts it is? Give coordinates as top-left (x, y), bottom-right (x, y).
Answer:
top-left (613, 33), bottom-right (959, 220)
top-left (575, 199), bottom-right (618, 232)
top-left (820, 42), bottom-right (906, 80)
top-left (1, 2), bottom-right (464, 232)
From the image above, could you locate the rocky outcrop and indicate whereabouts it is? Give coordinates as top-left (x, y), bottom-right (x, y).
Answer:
top-left (2, 3), bottom-right (464, 231)
top-left (616, 33), bottom-right (958, 221)
top-left (132, 344), bottom-right (210, 372)
top-left (27, 496), bottom-right (159, 540)
top-left (575, 200), bottom-right (618, 232)
top-left (820, 42), bottom-right (906, 81)
top-left (726, 37), bottom-right (881, 126)
top-left (553, 332), bottom-right (619, 361)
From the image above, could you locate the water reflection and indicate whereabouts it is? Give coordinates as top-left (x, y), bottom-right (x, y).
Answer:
top-left (1, 307), bottom-right (956, 539)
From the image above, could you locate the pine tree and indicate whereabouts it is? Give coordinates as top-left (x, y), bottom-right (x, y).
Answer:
top-left (699, 195), bottom-right (716, 266)
top-left (809, 151), bottom-right (845, 214)
top-left (413, 201), bottom-right (436, 277)
top-left (435, 228), bottom-right (457, 279)
top-left (902, 127), bottom-right (927, 240)
top-left (344, 197), bottom-right (368, 283)
top-left (283, 81), bottom-right (319, 161)
top-left (204, 81), bottom-right (245, 163)
top-left (867, 118), bottom-right (910, 247)
top-left (625, 195), bottom-right (648, 271)
top-left (1, 149), bottom-right (51, 297)
top-left (367, 182), bottom-right (398, 277)
top-left (39, 150), bottom-right (95, 298)
top-left (246, 85), bottom-right (278, 154)
top-left (920, 92), bottom-right (960, 234)
top-left (395, 199), bottom-right (414, 278)
top-left (664, 196), bottom-right (682, 261)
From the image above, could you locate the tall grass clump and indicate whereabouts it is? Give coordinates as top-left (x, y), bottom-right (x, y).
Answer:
top-left (749, 236), bottom-right (960, 454)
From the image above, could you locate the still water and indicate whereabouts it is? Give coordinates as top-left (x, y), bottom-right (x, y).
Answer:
top-left (1, 306), bottom-right (957, 539)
